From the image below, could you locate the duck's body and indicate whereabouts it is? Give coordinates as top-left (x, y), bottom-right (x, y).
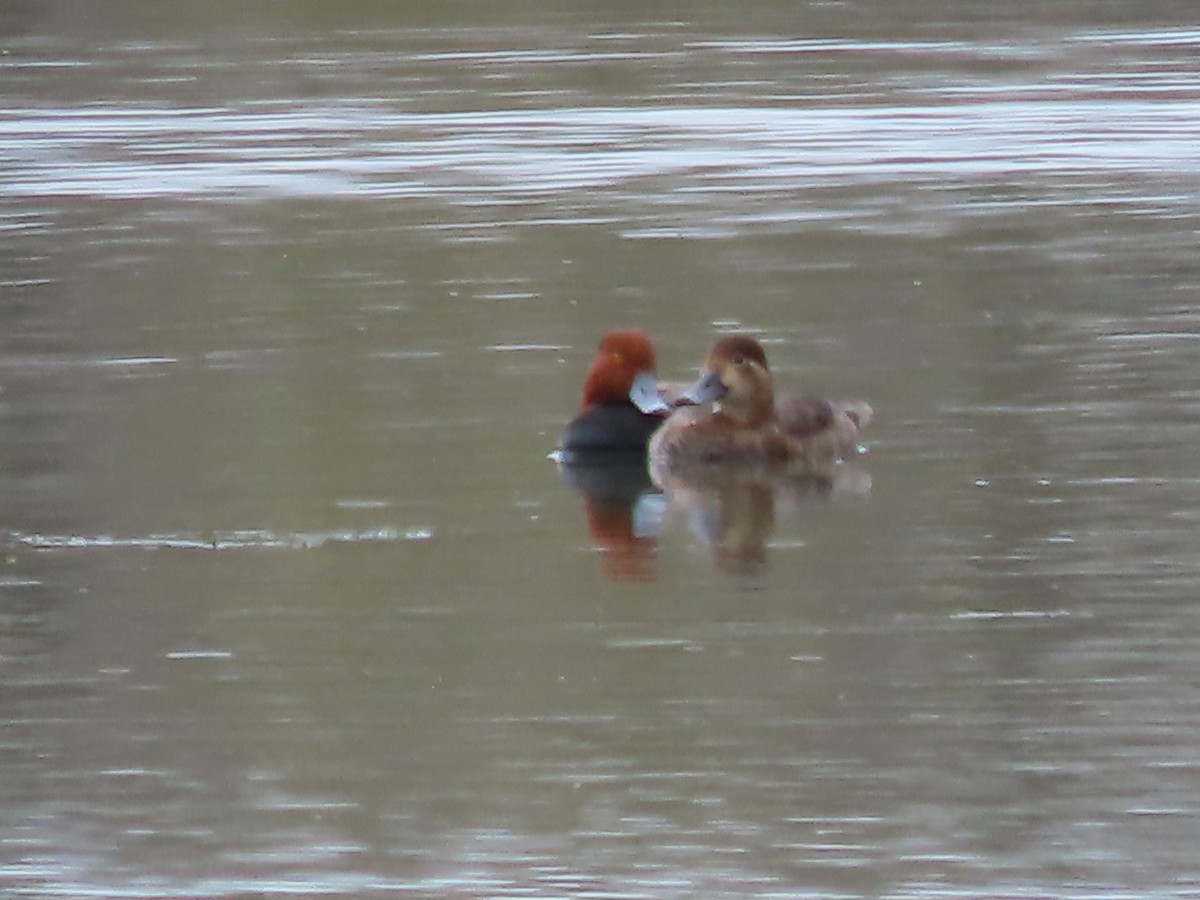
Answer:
top-left (648, 335), bottom-right (871, 478)
top-left (556, 328), bottom-right (676, 458)
top-left (559, 402), bottom-right (663, 455)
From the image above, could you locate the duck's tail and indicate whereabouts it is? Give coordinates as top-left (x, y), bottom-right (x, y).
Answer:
top-left (839, 401), bottom-right (873, 431)
top-left (831, 400), bottom-right (872, 456)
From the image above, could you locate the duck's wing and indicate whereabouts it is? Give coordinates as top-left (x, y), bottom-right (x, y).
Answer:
top-left (777, 395), bottom-right (872, 457)
top-left (774, 394), bottom-right (836, 438)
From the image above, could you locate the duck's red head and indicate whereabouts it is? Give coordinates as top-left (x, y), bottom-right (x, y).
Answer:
top-left (580, 328), bottom-right (658, 409)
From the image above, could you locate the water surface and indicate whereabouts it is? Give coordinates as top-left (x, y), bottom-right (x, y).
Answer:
top-left (3, 2), bottom-right (1200, 897)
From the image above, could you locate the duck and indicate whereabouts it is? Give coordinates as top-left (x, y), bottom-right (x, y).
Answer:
top-left (554, 328), bottom-right (680, 459)
top-left (648, 334), bottom-right (871, 477)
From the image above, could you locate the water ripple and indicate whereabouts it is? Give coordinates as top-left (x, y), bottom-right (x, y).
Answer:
top-left (3, 98), bottom-right (1198, 204)
top-left (3, 526), bottom-right (434, 551)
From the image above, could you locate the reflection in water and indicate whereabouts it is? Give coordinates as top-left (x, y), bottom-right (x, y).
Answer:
top-left (5, 4), bottom-right (1200, 896)
top-left (657, 463), bottom-right (873, 575)
top-left (685, 480), bottom-right (779, 575)
top-left (560, 453), bottom-right (873, 578)
top-left (557, 455), bottom-right (661, 581)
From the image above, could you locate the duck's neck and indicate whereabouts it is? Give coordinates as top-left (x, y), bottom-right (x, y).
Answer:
top-left (715, 386), bottom-right (775, 428)
top-left (581, 359), bottom-right (631, 409)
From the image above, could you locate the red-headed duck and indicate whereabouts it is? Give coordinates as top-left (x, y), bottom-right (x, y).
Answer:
top-left (648, 335), bottom-right (871, 476)
top-left (555, 328), bottom-right (678, 458)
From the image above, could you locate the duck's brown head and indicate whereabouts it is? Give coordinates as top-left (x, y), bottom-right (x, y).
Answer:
top-left (682, 335), bottom-right (775, 427)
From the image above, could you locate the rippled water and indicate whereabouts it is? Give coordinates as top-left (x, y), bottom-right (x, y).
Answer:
top-left (4, 3), bottom-right (1200, 897)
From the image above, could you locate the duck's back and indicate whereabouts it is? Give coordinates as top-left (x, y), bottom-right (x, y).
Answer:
top-left (774, 394), bottom-right (835, 437)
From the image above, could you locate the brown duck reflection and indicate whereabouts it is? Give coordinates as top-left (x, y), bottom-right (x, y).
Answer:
top-left (559, 454), bottom-right (871, 579)
top-left (683, 479), bottom-right (780, 574)
top-left (656, 463), bottom-right (872, 575)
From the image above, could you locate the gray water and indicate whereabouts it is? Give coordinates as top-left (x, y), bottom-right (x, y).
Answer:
top-left (4, 2), bottom-right (1200, 896)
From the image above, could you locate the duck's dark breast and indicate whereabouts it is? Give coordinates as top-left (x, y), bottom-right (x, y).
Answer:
top-left (558, 403), bottom-right (663, 455)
